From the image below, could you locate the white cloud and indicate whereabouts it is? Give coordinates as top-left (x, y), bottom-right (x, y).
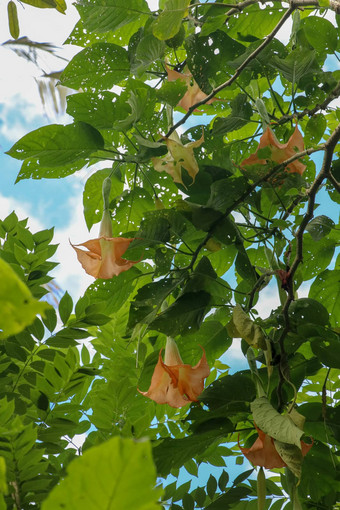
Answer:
top-left (0, 192), bottom-right (43, 232)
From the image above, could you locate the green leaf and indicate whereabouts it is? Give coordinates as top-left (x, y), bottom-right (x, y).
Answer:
top-left (302, 16), bottom-right (338, 53)
top-left (207, 475), bottom-right (217, 500)
top-left (304, 114), bottom-right (327, 145)
top-left (201, 373), bottom-right (256, 409)
top-left (305, 215), bottom-right (335, 241)
top-left (42, 436), bottom-right (161, 509)
top-left (76, 0), bottom-right (150, 34)
top-left (60, 43), bottom-right (130, 90)
top-left (212, 95), bottom-right (253, 135)
top-left (0, 258), bottom-right (51, 339)
top-left (67, 91), bottom-right (131, 130)
top-left (135, 33), bottom-right (165, 70)
top-left (153, 433), bottom-right (221, 477)
top-left (229, 304), bottom-right (266, 349)
top-left (270, 48), bottom-right (316, 83)
top-left (150, 290), bottom-right (211, 336)
top-left (7, 122), bottom-right (104, 167)
top-left (20, 0), bottom-right (66, 10)
top-left (207, 177), bottom-right (249, 213)
top-left (310, 333), bottom-right (340, 368)
top-left (309, 270), bottom-right (340, 327)
top-left (58, 291), bottom-right (73, 325)
top-left (156, 80), bottom-right (187, 107)
top-left (83, 169), bottom-right (124, 230)
top-left (21, 0), bottom-right (56, 7)
top-left (288, 298), bottom-right (329, 327)
top-left (251, 397), bottom-right (303, 449)
top-left (152, 0), bottom-right (190, 41)
top-left (185, 31), bottom-right (245, 93)
top-left (227, 3), bottom-right (284, 40)
top-left (204, 487), bottom-right (252, 510)
top-left (8, 1), bottom-right (20, 39)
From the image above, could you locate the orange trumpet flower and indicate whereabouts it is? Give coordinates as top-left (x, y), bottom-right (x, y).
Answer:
top-left (240, 125), bottom-right (306, 175)
top-left (166, 65), bottom-right (217, 111)
top-left (71, 206), bottom-right (137, 279)
top-left (138, 337), bottom-right (210, 408)
top-left (239, 426), bottom-right (313, 469)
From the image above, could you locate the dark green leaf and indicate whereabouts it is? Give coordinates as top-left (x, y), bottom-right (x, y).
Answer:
top-left (59, 291), bottom-right (73, 325)
top-left (200, 373), bottom-right (256, 409)
top-left (309, 270), bottom-right (340, 327)
top-left (212, 95), bottom-right (253, 136)
top-left (150, 291), bottom-right (211, 336)
top-left (305, 215), bottom-right (335, 241)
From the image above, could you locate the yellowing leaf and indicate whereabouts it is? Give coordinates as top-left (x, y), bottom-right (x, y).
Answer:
top-left (7, 1), bottom-right (19, 39)
top-left (229, 304), bottom-right (266, 350)
top-left (0, 258), bottom-right (51, 339)
top-left (251, 397), bottom-right (303, 449)
top-left (273, 440), bottom-right (304, 479)
top-left (152, 130), bottom-right (204, 186)
top-left (289, 408), bottom-right (306, 431)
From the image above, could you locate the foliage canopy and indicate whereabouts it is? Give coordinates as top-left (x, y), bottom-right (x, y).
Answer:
top-left (2, 0), bottom-right (340, 509)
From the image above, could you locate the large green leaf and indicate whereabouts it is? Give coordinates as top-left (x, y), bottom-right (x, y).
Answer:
top-left (0, 258), bottom-right (50, 339)
top-left (152, 0), bottom-right (190, 41)
top-left (201, 373), bottom-right (256, 409)
top-left (207, 177), bottom-right (249, 213)
top-left (42, 437), bottom-right (162, 509)
top-left (60, 43), bottom-right (130, 90)
top-left (212, 94), bottom-right (253, 136)
top-left (309, 270), bottom-right (340, 327)
top-left (7, 122), bottom-right (104, 167)
top-left (67, 91), bottom-right (131, 130)
top-left (288, 298), bottom-right (329, 327)
top-left (227, 3), bottom-right (284, 40)
top-left (153, 432), bottom-right (224, 477)
top-left (302, 16), bottom-right (338, 53)
top-left (251, 397), bottom-right (304, 449)
top-left (76, 0), bottom-right (150, 34)
top-left (270, 48), bottom-right (316, 83)
top-left (150, 290), bottom-right (211, 336)
top-left (185, 31), bottom-right (245, 93)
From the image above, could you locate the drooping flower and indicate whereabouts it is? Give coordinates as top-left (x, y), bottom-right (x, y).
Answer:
top-left (152, 130), bottom-right (204, 186)
top-left (138, 337), bottom-right (210, 408)
top-left (166, 65), bottom-right (217, 111)
top-left (239, 425), bottom-right (313, 469)
top-left (240, 125), bottom-right (306, 175)
top-left (71, 177), bottom-right (138, 279)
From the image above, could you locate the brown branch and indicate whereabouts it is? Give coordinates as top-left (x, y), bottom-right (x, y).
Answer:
top-left (185, 145), bottom-right (322, 271)
top-left (165, 6), bottom-right (294, 138)
top-left (224, 0), bottom-right (340, 16)
top-left (327, 170), bottom-right (340, 193)
top-left (275, 122), bottom-right (340, 409)
top-left (277, 81), bottom-right (340, 125)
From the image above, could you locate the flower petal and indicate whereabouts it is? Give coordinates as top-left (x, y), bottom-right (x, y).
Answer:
top-left (239, 428), bottom-right (286, 469)
top-left (138, 344), bottom-right (210, 408)
top-left (241, 125), bottom-right (306, 175)
top-left (71, 236), bottom-right (137, 279)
